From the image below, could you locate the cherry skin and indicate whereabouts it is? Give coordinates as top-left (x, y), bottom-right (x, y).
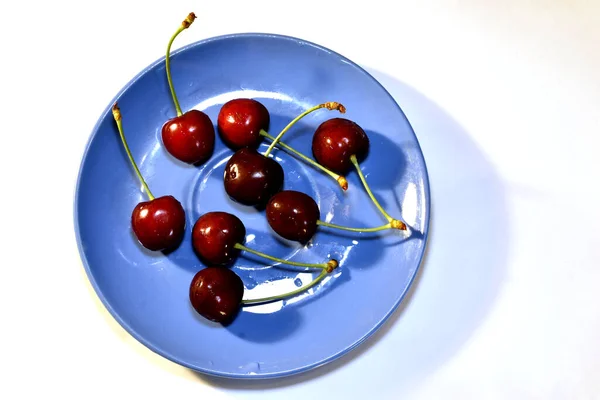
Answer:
top-left (161, 109), bottom-right (215, 164)
top-left (266, 190), bottom-right (320, 243)
top-left (192, 212), bottom-right (246, 266)
top-left (224, 148), bottom-right (284, 206)
top-left (131, 195), bottom-right (186, 251)
top-left (189, 267), bottom-right (244, 323)
top-left (217, 98), bottom-right (270, 149)
top-left (312, 117), bottom-right (370, 174)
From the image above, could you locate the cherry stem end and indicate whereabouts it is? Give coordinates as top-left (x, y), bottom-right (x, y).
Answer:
top-left (234, 243), bottom-right (333, 269)
top-left (112, 103), bottom-right (155, 200)
top-left (165, 12), bottom-right (196, 117)
top-left (241, 261), bottom-right (337, 305)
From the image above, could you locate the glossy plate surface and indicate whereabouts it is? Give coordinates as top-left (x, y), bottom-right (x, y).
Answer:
top-left (74, 33), bottom-right (430, 379)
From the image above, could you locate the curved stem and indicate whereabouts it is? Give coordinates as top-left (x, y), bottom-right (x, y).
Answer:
top-left (263, 102), bottom-right (346, 157)
top-left (350, 155), bottom-right (407, 230)
top-left (234, 243), bottom-right (336, 270)
top-left (242, 268), bottom-right (330, 305)
top-left (317, 220), bottom-right (391, 233)
top-left (260, 129), bottom-right (348, 190)
top-left (350, 154), bottom-right (391, 220)
top-left (112, 104), bottom-right (155, 200)
top-left (165, 12), bottom-right (196, 117)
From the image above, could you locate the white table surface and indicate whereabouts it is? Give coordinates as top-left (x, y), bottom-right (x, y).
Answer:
top-left (2, 0), bottom-right (599, 398)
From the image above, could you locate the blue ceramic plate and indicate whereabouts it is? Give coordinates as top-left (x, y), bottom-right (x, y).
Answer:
top-left (75, 33), bottom-right (430, 379)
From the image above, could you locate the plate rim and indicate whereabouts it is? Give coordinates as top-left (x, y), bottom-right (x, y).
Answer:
top-left (73, 32), bottom-right (431, 379)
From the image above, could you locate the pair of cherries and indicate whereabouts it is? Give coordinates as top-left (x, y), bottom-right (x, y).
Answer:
top-left (113, 12), bottom-right (407, 324)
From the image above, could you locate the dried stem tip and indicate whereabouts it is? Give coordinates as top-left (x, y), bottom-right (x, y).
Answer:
top-left (337, 176), bottom-right (349, 191)
top-left (112, 103), bottom-right (121, 121)
top-left (182, 12), bottom-right (196, 28)
top-left (391, 219), bottom-right (407, 230)
top-left (322, 102), bottom-right (346, 113)
top-left (326, 259), bottom-right (339, 273)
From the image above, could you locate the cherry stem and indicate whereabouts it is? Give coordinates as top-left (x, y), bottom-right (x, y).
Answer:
top-left (234, 243), bottom-right (337, 270)
top-left (263, 102), bottom-right (346, 158)
top-left (317, 220), bottom-right (391, 233)
top-left (165, 12), bottom-right (196, 117)
top-left (259, 129), bottom-right (348, 190)
top-left (112, 103), bottom-right (155, 200)
top-left (242, 265), bottom-right (335, 305)
top-left (350, 154), bottom-right (407, 230)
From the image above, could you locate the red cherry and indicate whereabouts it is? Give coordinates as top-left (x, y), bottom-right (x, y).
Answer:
top-left (217, 98), bottom-right (269, 149)
top-left (161, 13), bottom-right (214, 165)
top-left (189, 267), bottom-right (244, 323)
top-left (112, 103), bottom-right (186, 253)
top-left (192, 212), bottom-right (246, 265)
top-left (131, 195), bottom-right (186, 251)
top-left (223, 148), bottom-right (284, 206)
top-left (312, 118), bottom-right (370, 174)
top-left (161, 110), bottom-right (215, 164)
top-left (266, 190), bottom-right (320, 243)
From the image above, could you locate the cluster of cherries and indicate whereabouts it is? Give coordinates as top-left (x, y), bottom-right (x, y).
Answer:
top-left (112, 13), bottom-right (408, 324)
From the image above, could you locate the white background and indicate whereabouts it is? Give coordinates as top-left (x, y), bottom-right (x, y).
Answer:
top-left (1, 0), bottom-right (599, 399)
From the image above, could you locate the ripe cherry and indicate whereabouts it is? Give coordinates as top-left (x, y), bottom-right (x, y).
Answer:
top-left (217, 98), bottom-right (269, 149)
top-left (266, 189), bottom-right (407, 243)
top-left (223, 148), bottom-right (284, 206)
top-left (192, 212), bottom-right (245, 265)
top-left (162, 110), bottom-right (215, 164)
top-left (161, 13), bottom-right (215, 164)
top-left (131, 196), bottom-right (186, 251)
top-left (112, 103), bottom-right (186, 251)
top-left (311, 117), bottom-right (408, 231)
top-left (266, 190), bottom-right (319, 243)
top-left (189, 267), bottom-right (244, 323)
top-left (189, 263), bottom-right (341, 323)
top-left (312, 117), bottom-right (370, 175)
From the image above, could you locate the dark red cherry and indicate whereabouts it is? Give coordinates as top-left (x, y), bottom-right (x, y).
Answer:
top-left (192, 212), bottom-right (246, 266)
top-left (217, 98), bottom-right (270, 149)
top-left (189, 267), bottom-right (244, 323)
top-left (223, 148), bottom-right (284, 206)
top-left (131, 195), bottom-right (186, 251)
top-left (312, 117), bottom-right (370, 174)
top-left (161, 110), bottom-right (215, 164)
top-left (266, 190), bottom-right (320, 243)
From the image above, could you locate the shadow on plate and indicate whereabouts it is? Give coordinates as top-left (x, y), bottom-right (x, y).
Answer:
top-left (360, 129), bottom-right (408, 189)
top-left (225, 306), bottom-right (303, 343)
top-left (196, 69), bottom-right (509, 395)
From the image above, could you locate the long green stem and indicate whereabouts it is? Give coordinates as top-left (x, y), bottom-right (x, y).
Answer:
top-left (165, 12), bottom-right (196, 117)
top-left (260, 129), bottom-right (348, 190)
top-left (242, 268), bottom-right (331, 305)
top-left (263, 102), bottom-right (346, 157)
top-left (350, 154), bottom-right (406, 230)
top-left (317, 220), bottom-right (391, 233)
top-left (235, 243), bottom-right (337, 270)
top-left (112, 104), bottom-right (155, 200)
